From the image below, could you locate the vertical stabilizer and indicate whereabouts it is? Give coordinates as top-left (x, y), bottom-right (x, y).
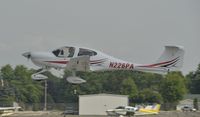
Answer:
top-left (156, 46), bottom-right (184, 70)
top-left (136, 46), bottom-right (185, 74)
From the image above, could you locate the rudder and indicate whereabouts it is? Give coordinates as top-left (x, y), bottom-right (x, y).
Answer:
top-left (156, 45), bottom-right (184, 71)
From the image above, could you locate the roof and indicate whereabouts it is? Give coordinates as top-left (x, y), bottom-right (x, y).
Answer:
top-left (79, 93), bottom-right (128, 98)
top-left (179, 99), bottom-right (193, 103)
top-left (184, 94), bottom-right (200, 100)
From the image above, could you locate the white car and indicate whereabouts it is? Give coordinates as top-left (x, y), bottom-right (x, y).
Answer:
top-left (181, 106), bottom-right (196, 112)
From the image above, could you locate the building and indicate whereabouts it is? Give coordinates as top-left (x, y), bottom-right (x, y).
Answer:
top-left (79, 94), bottom-right (128, 115)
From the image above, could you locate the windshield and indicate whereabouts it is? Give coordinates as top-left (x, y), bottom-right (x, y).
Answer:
top-left (52, 47), bottom-right (75, 58)
top-left (116, 106), bottom-right (125, 109)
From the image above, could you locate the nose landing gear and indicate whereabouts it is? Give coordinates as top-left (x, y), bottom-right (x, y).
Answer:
top-left (31, 69), bottom-right (48, 80)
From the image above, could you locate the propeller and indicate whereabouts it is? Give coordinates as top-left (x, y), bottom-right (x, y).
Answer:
top-left (22, 52), bottom-right (31, 60)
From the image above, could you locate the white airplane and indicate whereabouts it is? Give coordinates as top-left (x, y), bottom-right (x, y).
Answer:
top-left (106, 106), bottom-right (138, 116)
top-left (22, 45), bottom-right (184, 84)
top-left (106, 104), bottom-right (161, 117)
top-left (0, 107), bottom-right (21, 116)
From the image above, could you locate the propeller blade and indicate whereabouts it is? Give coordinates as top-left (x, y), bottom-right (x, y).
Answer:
top-left (22, 52), bottom-right (31, 59)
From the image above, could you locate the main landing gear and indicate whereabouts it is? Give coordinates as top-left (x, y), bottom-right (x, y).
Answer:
top-left (66, 71), bottom-right (86, 84)
top-left (31, 69), bottom-right (86, 84)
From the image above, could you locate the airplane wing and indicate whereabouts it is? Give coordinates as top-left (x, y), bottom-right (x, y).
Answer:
top-left (0, 107), bottom-right (21, 116)
top-left (0, 107), bottom-right (15, 110)
top-left (66, 55), bottom-right (90, 72)
top-left (0, 107), bottom-right (21, 111)
top-left (135, 104), bottom-right (160, 115)
top-left (135, 111), bottom-right (159, 116)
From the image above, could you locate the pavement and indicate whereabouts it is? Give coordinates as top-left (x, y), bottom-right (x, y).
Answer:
top-left (8, 111), bottom-right (200, 117)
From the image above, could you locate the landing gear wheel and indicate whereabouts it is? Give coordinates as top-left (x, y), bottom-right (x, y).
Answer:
top-left (66, 76), bottom-right (86, 84)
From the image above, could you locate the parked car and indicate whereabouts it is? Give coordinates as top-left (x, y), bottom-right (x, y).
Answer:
top-left (181, 105), bottom-right (196, 112)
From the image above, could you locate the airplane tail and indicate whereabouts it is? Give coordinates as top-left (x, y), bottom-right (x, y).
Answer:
top-left (135, 46), bottom-right (184, 74)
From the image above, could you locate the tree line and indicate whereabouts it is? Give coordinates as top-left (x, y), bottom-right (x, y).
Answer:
top-left (0, 64), bottom-right (200, 110)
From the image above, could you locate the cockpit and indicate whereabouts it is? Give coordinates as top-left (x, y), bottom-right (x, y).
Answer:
top-left (52, 47), bottom-right (97, 58)
top-left (52, 47), bottom-right (75, 58)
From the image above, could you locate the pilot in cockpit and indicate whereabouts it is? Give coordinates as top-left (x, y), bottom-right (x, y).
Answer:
top-left (52, 47), bottom-right (75, 58)
top-left (68, 47), bottom-right (74, 57)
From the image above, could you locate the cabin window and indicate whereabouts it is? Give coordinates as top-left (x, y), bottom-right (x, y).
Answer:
top-left (52, 49), bottom-right (60, 57)
top-left (52, 47), bottom-right (75, 57)
top-left (78, 48), bottom-right (97, 56)
top-left (60, 50), bottom-right (64, 55)
top-left (116, 106), bottom-right (125, 109)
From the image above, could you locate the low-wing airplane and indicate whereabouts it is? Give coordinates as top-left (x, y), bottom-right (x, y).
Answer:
top-left (22, 45), bottom-right (184, 84)
top-left (106, 106), bottom-right (138, 116)
top-left (0, 107), bottom-right (21, 116)
top-left (106, 104), bottom-right (161, 116)
top-left (135, 104), bottom-right (161, 115)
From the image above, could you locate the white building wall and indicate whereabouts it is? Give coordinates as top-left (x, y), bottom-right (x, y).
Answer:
top-left (79, 94), bottom-right (128, 115)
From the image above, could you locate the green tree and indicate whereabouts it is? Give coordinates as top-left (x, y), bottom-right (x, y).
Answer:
top-left (1, 64), bottom-right (14, 82)
top-left (0, 65), bottom-right (44, 105)
top-left (186, 64), bottom-right (200, 94)
top-left (12, 65), bottom-right (43, 103)
top-left (135, 89), bottom-right (162, 104)
top-left (0, 87), bottom-right (15, 106)
top-left (120, 77), bottom-right (138, 98)
top-left (133, 72), bottom-right (163, 91)
top-left (159, 72), bottom-right (186, 110)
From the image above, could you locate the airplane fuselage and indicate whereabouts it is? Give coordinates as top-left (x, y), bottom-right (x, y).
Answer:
top-left (29, 46), bottom-right (135, 71)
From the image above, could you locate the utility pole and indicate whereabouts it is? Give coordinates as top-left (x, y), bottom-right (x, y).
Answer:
top-left (32, 74), bottom-right (48, 111)
top-left (0, 73), bottom-right (4, 87)
top-left (44, 80), bottom-right (47, 111)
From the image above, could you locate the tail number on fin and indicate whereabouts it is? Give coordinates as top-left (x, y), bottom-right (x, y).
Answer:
top-left (109, 62), bottom-right (134, 70)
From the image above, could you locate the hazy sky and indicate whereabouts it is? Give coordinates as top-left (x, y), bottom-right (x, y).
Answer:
top-left (0, 0), bottom-right (199, 75)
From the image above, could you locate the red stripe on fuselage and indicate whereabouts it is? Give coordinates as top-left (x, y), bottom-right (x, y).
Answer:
top-left (45, 59), bottom-right (106, 65)
top-left (139, 57), bottom-right (179, 67)
top-left (45, 61), bottom-right (68, 64)
top-left (90, 61), bottom-right (105, 64)
top-left (90, 59), bottom-right (107, 62)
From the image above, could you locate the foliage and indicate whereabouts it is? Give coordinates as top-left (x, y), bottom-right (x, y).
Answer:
top-left (120, 77), bottom-right (138, 98)
top-left (193, 98), bottom-right (198, 110)
top-left (0, 65), bottom-right (43, 105)
top-left (1, 64), bottom-right (14, 82)
top-left (159, 72), bottom-right (186, 103)
top-left (186, 64), bottom-right (200, 94)
top-left (133, 89), bottom-right (163, 104)
top-left (1, 64), bottom-right (196, 111)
